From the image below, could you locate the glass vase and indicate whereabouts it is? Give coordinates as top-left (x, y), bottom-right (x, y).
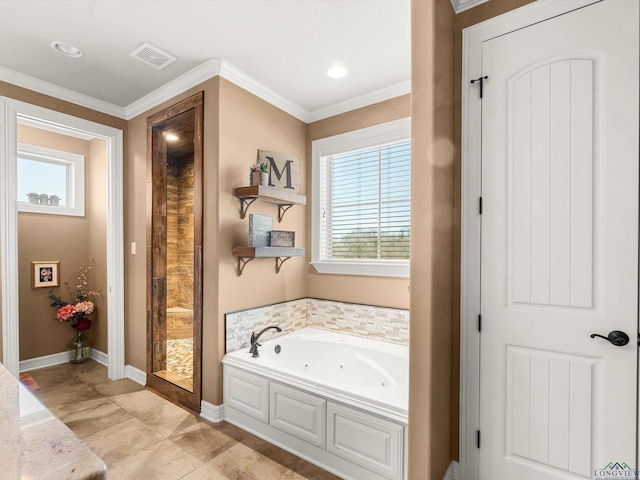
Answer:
top-left (69, 330), bottom-right (91, 363)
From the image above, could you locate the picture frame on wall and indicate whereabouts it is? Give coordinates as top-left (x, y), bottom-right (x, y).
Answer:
top-left (32, 261), bottom-right (60, 289)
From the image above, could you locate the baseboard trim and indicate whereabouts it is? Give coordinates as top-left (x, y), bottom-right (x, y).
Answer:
top-left (200, 401), bottom-right (225, 423)
top-left (19, 351), bottom-right (149, 390)
top-left (443, 461), bottom-right (461, 480)
top-left (19, 351), bottom-right (68, 372)
top-left (19, 348), bottom-right (109, 373)
top-left (124, 365), bottom-right (146, 386)
top-left (90, 348), bottom-right (108, 366)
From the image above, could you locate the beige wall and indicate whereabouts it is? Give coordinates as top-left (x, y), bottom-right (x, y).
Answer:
top-left (306, 95), bottom-right (411, 309)
top-left (125, 78), bottom-right (307, 405)
top-left (0, 80), bottom-right (127, 364)
top-left (216, 78), bottom-right (307, 402)
top-left (409, 2), bottom-right (456, 479)
top-left (408, 1), bottom-right (537, 478)
top-left (16, 126), bottom-right (108, 360)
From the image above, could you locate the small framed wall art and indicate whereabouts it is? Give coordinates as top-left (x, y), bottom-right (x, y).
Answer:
top-left (32, 261), bottom-right (60, 289)
top-left (271, 230), bottom-right (295, 247)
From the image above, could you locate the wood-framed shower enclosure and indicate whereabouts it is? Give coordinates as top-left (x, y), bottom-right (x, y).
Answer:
top-left (146, 92), bottom-right (204, 413)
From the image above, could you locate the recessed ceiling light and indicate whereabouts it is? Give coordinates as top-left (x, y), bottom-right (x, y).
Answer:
top-left (165, 133), bottom-right (179, 141)
top-left (327, 65), bottom-right (348, 79)
top-left (51, 41), bottom-right (84, 58)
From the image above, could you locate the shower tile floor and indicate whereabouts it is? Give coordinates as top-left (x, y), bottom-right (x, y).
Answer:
top-left (25, 360), bottom-right (341, 480)
top-left (166, 338), bottom-right (193, 382)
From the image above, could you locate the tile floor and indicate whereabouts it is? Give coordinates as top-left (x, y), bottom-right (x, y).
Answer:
top-left (26, 360), bottom-right (342, 480)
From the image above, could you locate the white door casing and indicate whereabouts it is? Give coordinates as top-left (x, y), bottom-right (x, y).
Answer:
top-left (0, 98), bottom-right (125, 379)
top-left (461, 1), bottom-right (639, 479)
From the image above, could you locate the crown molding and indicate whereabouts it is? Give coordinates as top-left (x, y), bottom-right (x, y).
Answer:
top-left (306, 81), bottom-right (411, 123)
top-left (1, 59), bottom-right (409, 125)
top-left (450, 0), bottom-right (490, 14)
top-left (218, 60), bottom-right (310, 122)
top-left (123, 58), bottom-right (309, 122)
top-left (0, 65), bottom-right (127, 119)
top-left (124, 58), bottom-right (222, 120)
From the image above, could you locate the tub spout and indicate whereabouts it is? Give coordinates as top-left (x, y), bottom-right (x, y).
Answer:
top-left (249, 325), bottom-right (282, 357)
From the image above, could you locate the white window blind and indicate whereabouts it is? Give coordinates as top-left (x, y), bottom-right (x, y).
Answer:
top-left (325, 140), bottom-right (411, 260)
top-left (312, 117), bottom-right (411, 277)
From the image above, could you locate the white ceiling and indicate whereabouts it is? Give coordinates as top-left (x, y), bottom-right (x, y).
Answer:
top-left (0, 1), bottom-right (411, 121)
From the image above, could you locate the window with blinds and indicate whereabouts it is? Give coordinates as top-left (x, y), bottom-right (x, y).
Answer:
top-left (325, 140), bottom-right (410, 259)
top-left (311, 117), bottom-right (411, 277)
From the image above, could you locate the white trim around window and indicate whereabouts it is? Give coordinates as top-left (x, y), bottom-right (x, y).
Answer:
top-left (16, 143), bottom-right (85, 216)
top-left (311, 117), bottom-right (411, 278)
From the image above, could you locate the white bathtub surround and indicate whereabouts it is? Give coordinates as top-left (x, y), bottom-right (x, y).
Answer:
top-left (225, 297), bottom-right (409, 353)
top-left (223, 328), bottom-right (408, 480)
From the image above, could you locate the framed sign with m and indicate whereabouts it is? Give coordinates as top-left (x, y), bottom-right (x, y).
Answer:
top-left (258, 150), bottom-right (301, 192)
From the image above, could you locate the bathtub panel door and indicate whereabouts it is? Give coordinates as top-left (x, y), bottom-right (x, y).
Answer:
top-left (327, 401), bottom-right (403, 480)
top-left (224, 366), bottom-right (269, 423)
top-left (270, 382), bottom-right (326, 448)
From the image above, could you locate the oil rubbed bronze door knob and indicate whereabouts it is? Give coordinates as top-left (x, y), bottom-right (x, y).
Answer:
top-left (590, 330), bottom-right (630, 347)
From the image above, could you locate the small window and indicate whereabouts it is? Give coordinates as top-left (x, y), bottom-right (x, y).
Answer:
top-left (311, 118), bottom-right (411, 277)
top-left (17, 143), bottom-right (85, 216)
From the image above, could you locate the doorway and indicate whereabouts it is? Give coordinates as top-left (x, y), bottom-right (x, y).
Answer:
top-left (146, 92), bottom-right (203, 413)
top-left (1, 97), bottom-right (125, 379)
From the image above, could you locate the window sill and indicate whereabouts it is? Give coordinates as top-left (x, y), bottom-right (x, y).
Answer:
top-left (17, 202), bottom-right (84, 217)
top-left (310, 260), bottom-right (409, 278)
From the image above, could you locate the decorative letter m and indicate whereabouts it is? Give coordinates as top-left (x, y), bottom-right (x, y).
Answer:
top-left (267, 156), bottom-right (294, 189)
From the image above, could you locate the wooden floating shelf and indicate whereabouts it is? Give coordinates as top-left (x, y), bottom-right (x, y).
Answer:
top-left (234, 185), bottom-right (307, 222)
top-left (232, 246), bottom-right (305, 275)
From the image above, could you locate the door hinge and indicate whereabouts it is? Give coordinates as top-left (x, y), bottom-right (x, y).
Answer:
top-left (478, 314), bottom-right (482, 332)
top-left (470, 75), bottom-right (489, 98)
top-left (476, 430), bottom-right (481, 448)
top-left (478, 196), bottom-right (483, 214)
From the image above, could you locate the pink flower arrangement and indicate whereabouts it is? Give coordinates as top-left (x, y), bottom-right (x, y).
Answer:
top-left (75, 301), bottom-right (95, 315)
top-left (49, 260), bottom-right (100, 331)
top-left (56, 304), bottom-right (77, 321)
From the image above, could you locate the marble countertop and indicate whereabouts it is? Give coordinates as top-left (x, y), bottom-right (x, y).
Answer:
top-left (0, 364), bottom-right (106, 479)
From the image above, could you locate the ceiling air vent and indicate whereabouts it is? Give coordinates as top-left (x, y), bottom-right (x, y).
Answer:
top-left (130, 42), bottom-right (176, 70)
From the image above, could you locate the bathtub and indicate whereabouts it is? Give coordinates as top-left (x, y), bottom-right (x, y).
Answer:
top-left (222, 327), bottom-right (408, 480)
top-left (223, 327), bottom-right (408, 423)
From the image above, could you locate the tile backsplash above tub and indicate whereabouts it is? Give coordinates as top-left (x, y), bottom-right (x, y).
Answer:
top-left (306, 298), bottom-right (409, 345)
top-left (225, 298), bottom-right (409, 353)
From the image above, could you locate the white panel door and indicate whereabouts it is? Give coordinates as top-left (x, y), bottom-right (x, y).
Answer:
top-left (480, 1), bottom-right (639, 479)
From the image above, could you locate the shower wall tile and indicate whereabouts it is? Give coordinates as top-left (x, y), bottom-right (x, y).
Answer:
top-left (166, 155), bottom-right (195, 310)
top-left (224, 298), bottom-right (409, 353)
